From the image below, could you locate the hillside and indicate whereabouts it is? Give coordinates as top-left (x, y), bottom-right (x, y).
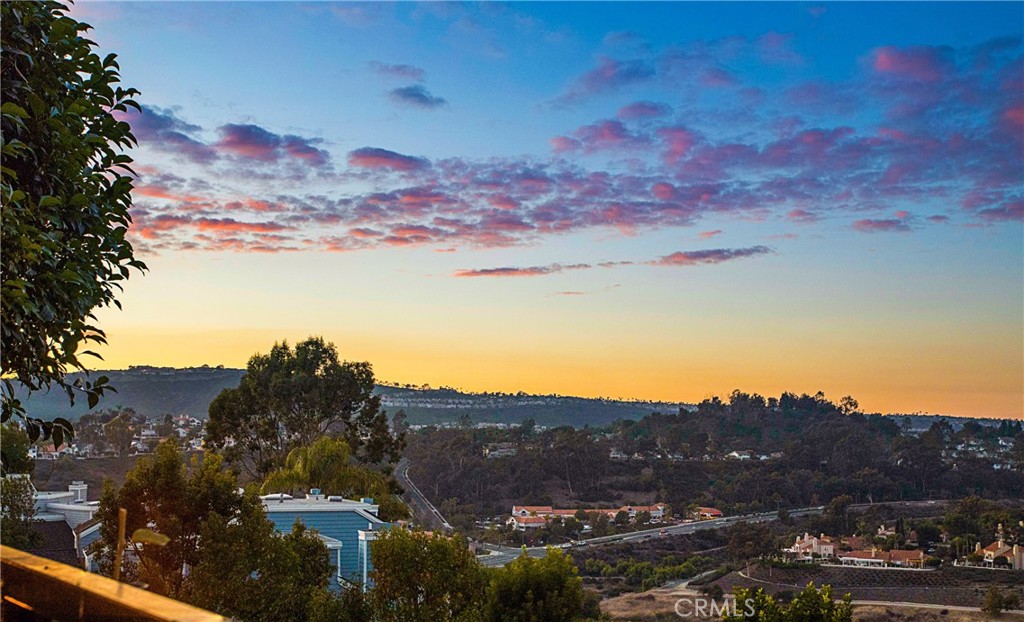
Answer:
top-left (15, 366), bottom-right (687, 427)
top-left (15, 366), bottom-right (245, 421)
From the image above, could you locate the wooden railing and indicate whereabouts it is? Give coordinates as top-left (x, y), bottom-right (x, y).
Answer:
top-left (0, 545), bottom-right (227, 622)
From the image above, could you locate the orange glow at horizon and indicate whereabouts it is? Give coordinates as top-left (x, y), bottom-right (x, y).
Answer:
top-left (91, 324), bottom-right (1023, 421)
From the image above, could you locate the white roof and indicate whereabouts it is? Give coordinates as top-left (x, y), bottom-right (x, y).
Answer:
top-left (261, 496), bottom-right (382, 522)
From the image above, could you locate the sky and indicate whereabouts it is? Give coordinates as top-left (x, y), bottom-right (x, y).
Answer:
top-left (71, 1), bottom-right (1023, 419)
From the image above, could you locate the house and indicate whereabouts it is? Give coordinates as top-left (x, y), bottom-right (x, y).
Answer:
top-left (838, 547), bottom-right (926, 568)
top-left (511, 505), bottom-right (554, 517)
top-left (508, 515), bottom-right (548, 530)
top-left (726, 450), bottom-right (752, 461)
top-left (10, 477), bottom-right (100, 568)
top-left (261, 491), bottom-right (386, 590)
top-left (783, 533), bottom-right (835, 561)
top-left (483, 442), bottom-right (517, 459)
top-left (975, 525), bottom-right (1024, 570)
top-left (694, 507), bottom-right (723, 520)
top-left (618, 504), bottom-right (666, 521)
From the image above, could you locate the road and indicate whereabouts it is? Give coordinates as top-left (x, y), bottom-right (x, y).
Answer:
top-left (395, 460), bottom-right (948, 568)
top-left (395, 458), bottom-right (452, 532)
top-left (476, 501), bottom-right (947, 567)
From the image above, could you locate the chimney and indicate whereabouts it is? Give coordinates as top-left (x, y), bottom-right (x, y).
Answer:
top-left (68, 481), bottom-right (87, 503)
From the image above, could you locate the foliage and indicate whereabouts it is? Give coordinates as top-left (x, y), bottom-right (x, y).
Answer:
top-left (1, 423), bottom-right (35, 474)
top-left (261, 436), bottom-right (410, 521)
top-left (88, 440), bottom-right (344, 620)
top-left (0, 0), bottom-right (145, 445)
top-left (405, 391), bottom-right (1023, 523)
top-left (725, 584), bottom-right (852, 621)
top-left (727, 521), bottom-right (778, 561)
top-left (982, 586), bottom-right (1021, 616)
top-left (103, 412), bottom-right (135, 457)
top-left (187, 516), bottom-right (334, 622)
top-left (0, 475), bottom-right (39, 549)
top-left (367, 528), bottom-right (488, 622)
top-left (205, 337), bottom-right (404, 478)
top-left (486, 548), bottom-right (585, 622)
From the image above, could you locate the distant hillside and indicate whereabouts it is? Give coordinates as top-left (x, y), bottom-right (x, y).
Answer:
top-left (15, 366), bottom-right (245, 421)
top-left (375, 384), bottom-right (687, 428)
top-left (15, 366), bottom-right (686, 427)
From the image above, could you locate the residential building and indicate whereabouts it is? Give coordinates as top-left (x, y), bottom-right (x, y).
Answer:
top-left (261, 491), bottom-right (386, 590)
top-left (838, 547), bottom-right (926, 568)
top-left (694, 507), bottom-right (723, 520)
top-left (783, 533), bottom-right (835, 561)
top-left (483, 442), bottom-right (517, 459)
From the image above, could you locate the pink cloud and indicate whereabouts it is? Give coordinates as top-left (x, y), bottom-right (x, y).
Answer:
top-left (555, 56), bottom-right (655, 104)
top-left (698, 229), bottom-right (723, 240)
top-left (617, 101), bottom-right (672, 120)
top-left (787, 209), bottom-right (819, 223)
top-left (650, 246), bottom-right (772, 266)
top-left (194, 218), bottom-right (290, 233)
top-left (852, 218), bottom-right (911, 233)
top-left (348, 147), bottom-right (429, 171)
top-left (872, 45), bottom-right (953, 82)
top-left (570, 119), bottom-right (648, 153)
top-left (658, 126), bottom-right (699, 165)
top-left (453, 263), bottom-right (591, 278)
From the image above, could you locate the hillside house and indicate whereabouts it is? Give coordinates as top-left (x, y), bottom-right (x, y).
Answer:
top-left (838, 547), bottom-right (926, 568)
top-left (783, 533), bottom-right (835, 561)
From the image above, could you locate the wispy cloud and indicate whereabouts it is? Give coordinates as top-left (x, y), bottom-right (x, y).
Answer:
top-left (370, 61), bottom-right (426, 81)
top-left (453, 246), bottom-right (772, 278)
top-left (390, 85), bottom-right (447, 109)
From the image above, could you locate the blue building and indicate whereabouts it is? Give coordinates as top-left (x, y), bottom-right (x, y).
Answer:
top-left (261, 491), bottom-right (386, 590)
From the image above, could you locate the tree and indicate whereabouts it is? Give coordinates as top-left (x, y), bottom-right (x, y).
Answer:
top-left (725, 584), bottom-right (852, 621)
top-left (1, 0), bottom-right (145, 446)
top-left (205, 337), bottom-right (404, 478)
top-left (156, 413), bottom-right (175, 438)
top-left (1, 423), bottom-right (35, 474)
top-left (486, 548), bottom-right (585, 622)
top-left (90, 441), bottom-right (340, 620)
top-left (1, 475), bottom-right (39, 549)
top-left (982, 586), bottom-right (1020, 617)
top-left (104, 413), bottom-right (134, 457)
top-left (261, 436), bottom-right (410, 521)
top-left (367, 529), bottom-right (487, 622)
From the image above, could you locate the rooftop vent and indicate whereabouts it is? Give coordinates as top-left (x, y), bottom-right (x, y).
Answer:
top-left (328, 496), bottom-right (345, 502)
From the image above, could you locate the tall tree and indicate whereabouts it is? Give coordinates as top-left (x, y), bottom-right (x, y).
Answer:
top-left (1, 0), bottom-right (145, 445)
top-left (205, 337), bottom-right (404, 478)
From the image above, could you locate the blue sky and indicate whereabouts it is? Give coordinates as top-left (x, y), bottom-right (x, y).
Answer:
top-left (73, 1), bottom-right (1023, 418)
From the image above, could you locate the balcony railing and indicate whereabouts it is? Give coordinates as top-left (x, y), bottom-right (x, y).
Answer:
top-left (0, 545), bottom-right (227, 622)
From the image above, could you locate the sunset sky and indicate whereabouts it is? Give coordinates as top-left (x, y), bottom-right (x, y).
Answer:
top-left (72, 2), bottom-right (1022, 419)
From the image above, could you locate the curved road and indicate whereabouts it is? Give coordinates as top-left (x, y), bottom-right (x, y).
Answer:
top-left (396, 458), bottom-right (452, 532)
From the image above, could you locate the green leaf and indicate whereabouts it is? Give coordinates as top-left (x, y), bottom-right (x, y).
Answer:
top-left (131, 528), bottom-right (171, 547)
top-left (1, 102), bottom-right (28, 118)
